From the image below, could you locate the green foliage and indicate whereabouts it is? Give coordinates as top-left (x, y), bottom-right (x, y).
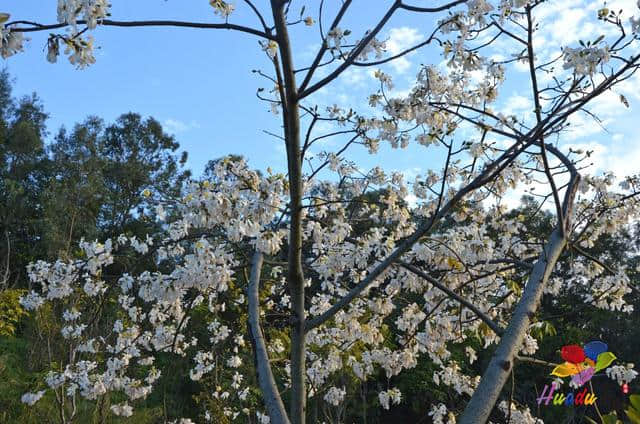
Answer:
top-left (0, 70), bottom-right (48, 288)
top-left (0, 288), bottom-right (27, 336)
top-left (530, 321), bottom-right (557, 341)
top-left (0, 336), bottom-right (32, 422)
top-left (626, 394), bottom-right (640, 423)
top-left (603, 412), bottom-right (623, 424)
top-left (0, 71), bottom-right (197, 423)
top-left (42, 112), bottom-right (190, 258)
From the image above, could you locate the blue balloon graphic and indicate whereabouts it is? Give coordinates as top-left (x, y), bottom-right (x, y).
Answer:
top-left (584, 341), bottom-right (608, 361)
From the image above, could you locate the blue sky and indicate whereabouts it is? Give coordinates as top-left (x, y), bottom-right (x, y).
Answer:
top-left (3, 1), bottom-right (448, 176)
top-left (3, 1), bottom-right (640, 194)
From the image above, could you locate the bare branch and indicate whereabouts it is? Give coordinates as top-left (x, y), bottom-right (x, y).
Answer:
top-left (515, 356), bottom-right (559, 367)
top-left (9, 19), bottom-right (275, 40)
top-left (298, 0), bottom-right (353, 93)
top-left (525, 6), bottom-right (564, 234)
top-left (398, 0), bottom-right (468, 13)
top-left (244, 0), bottom-right (271, 33)
top-left (399, 262), bottom-right (505, 336)
top-left (299, 2), bottom-right (402, 98)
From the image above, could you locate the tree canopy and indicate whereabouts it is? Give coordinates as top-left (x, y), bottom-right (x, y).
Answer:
top-left (2, 1), bottom-right (640, 424)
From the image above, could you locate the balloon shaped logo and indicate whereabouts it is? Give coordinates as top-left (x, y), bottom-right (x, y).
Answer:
top-left (550, 341), bottom-right (617, 387)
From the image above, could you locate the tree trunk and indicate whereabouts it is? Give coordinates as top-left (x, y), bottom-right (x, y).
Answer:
top-left (270, 2), bottom-right (307, 423)
top-left (248, 251), bottom-right (290, 423)
top-left (460, 229), bottom-right (567, 423)
top-left (460, 172), bottom-right (580, 423)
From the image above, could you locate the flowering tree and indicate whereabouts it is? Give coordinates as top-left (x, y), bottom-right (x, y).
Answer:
top-left (4, 1), bottom-right (640, 423)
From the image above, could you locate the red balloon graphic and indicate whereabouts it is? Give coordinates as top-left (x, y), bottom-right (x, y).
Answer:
top-left (561, 345), bottom-right (586, 364)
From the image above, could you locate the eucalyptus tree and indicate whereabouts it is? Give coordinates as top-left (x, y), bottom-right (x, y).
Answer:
top-left (43, 112), bottom-right (190, 257)
top-left (0, 70), bottom-right (48, 289)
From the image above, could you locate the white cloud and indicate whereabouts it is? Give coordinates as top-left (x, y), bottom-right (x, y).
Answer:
top-left (573, 138), bottom-right (640, 179)
top-left (560, 137), bottom-right (640, 181)
top-left (385, 27), bottom-right (423, 74)
top-left (562, 112), bottom-right (608, 141)
top-left (496, 136), bottom-right (640, 211)
top-left (565, 140), bottom-right (609, 171)
top-left (400, 166), bottom-right (422, 181)
top-left (340, 67), bottom-right (368, 87)
top-left (163, 118), bottom-right (200, 134)
top-left (504, 94), bottom-right (533, 121)
top-left (547, 8), bottom-right (592, 45)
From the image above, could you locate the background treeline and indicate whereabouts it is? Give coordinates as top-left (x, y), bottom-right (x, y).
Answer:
top-left (0, 69), bottom-right (638, 423)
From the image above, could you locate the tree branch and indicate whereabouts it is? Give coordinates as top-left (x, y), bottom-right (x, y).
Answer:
top-left (459, 168), bottom-right (580, 424)
top-left (398, 0), bottom-right (468, 13)
top-left (305, 136), bottom-right (533, 332)
top-left (298, 0), bottom-right (353, 93)
top-left (9, 19), bottom-right (275, 40)
top-left (270, 2), bottom-right (307, 422)
top-left (299, 2), bottom-right (401, 98)
top-left (399, 262), bottom-right (505, 336)
top-left (515, 356), bottom-right (559, 368)
top-left (247, 251), bottom-right (290, 424)
top-left (525, 6), bottom-right (564, 235)
top-left (244, 0), bottom-right (271, 33)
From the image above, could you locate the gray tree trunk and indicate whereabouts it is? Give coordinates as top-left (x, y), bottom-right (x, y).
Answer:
top-left (270, 2), bottom-right (307, 423)
top-left (247, 251), bottom-right (291, 424)
top-left (460, 172), bottom-right (580, 423)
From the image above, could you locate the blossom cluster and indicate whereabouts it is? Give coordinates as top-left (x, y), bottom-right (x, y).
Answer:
top-left (0, 28), bottom-right (26, 58)
top-left (563, 45), bottom-right (610, 76)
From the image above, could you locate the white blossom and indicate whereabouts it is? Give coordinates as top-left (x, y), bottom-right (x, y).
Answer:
top-left (110, 402), bottom-right (134, 417)
top-left (606, 364), bottom-right (638, 385)
top-left (323, 386), bottom-right (346, 405)
top-left (378, 388), bottom-right (402, 410)
top-left (21, 391), bottom-right (45, 406)
top-left (0, 29), bottom-right (27, 58)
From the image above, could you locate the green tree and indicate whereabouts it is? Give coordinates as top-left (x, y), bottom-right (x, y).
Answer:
top-left (42, 113), bottom-right (191, 259)
top-left (0, 69), bottom-right (48, 289)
